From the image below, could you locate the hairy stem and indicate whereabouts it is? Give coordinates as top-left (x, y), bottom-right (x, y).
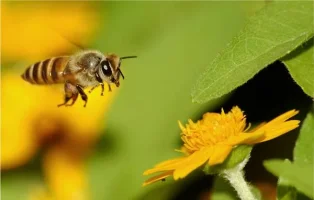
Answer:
top-left (220, 157), bottom-right (256, 200)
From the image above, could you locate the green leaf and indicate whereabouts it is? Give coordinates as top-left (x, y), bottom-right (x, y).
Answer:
top-left (296, 193), bottom-right (313, 200)
top-left (264, 159), bottom-right (313, 199)
top-left (250, 186), bottom-right (262, 200)
top-left (191, 1), bottom-right (314, 103)
top-left (267, 111), bottom-right (314, 200)
top-left (277, 177), bottom-right (297, 200)
top-left (283, 39), bottom-right (314, 97)
top-left (212, 176), bottom-right (239, 200)
top-left (293, 111), bottom-right (314, 165)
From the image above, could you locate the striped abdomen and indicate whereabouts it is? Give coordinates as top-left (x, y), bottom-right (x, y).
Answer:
top-left (21, 56), bottom-right (70, 84)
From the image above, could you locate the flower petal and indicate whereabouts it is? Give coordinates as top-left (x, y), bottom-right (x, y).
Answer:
top-left (142, 171), bottom-right (174, 186)
top-left (247, 122), bottom-right (266, 132)
top-left (268, 109), bottom-right (299, 124)
top-left (143, 157), bottom-right (186, 175)
top-left (43, 146), bottom-right (89, 200)
top-left (202, 113), bottom-right (220, 121)
top-left (225, 131), bottom-right (265, 145)
top-left (252, 120), bottom-right (300, 144)
top-left (253, 110), bottom-right (299, 132)
top-left (208, 145), bottom-right (233, 166)
top-left (178, 121), bottom-right (185, 131)
top-left (173, 147), bottom-right (213, 180)
top-left (154, 157), bottom-right (186, 168)
top-left (230, 106), bottom-right (245, 120)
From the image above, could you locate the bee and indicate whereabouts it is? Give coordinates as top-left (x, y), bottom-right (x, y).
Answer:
top-left (21, 50), bottom-right (136, 107)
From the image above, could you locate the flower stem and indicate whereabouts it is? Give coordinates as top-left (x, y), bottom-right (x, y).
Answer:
top-left (220, 158), bottom-right (257, 200)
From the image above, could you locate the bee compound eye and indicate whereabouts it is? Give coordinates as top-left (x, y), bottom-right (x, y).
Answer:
top-left (101, 60), bottom-right (112, 76)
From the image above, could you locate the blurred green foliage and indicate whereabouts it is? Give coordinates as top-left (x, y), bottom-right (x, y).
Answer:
top-left (2, 167), bottom-right (43, 200)
top-left (88, 2), bottom-right (249, 199)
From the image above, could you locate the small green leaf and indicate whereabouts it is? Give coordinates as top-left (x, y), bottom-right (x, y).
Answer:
top-left (192, 1), bottom-right (313, 103)
top-left (277, 177), bottom-right (297, 200)
top-left (250, 186), bottom-right (262, 200)
top-left (293, 109), bottom-right (314, 165)
top-left (212, 177), bottom-right (238, 200)
top-left (283, 39), bottom-right (314, 97)
top-left (264, 159), bottom-right (313, 199)
top-left (296, 193), bottom-right (313, 200)
top-left (204, 145), bottom-right (252, 175)
top-left (266, 112), bottom-right (314, 200)
top-left (277, 178), bottom-right (313, 200)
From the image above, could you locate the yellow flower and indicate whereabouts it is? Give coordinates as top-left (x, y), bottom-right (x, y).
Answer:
top-left (1, 74), bottom-right (114, 199)
top-left (28, 145), bottom-right (89, 200)
top-left (1, 1), bottom-right (99, 63)
top-left (1, 2), bottom-right (108, 199)
top-left (143, 106), bottom-right (300, 186)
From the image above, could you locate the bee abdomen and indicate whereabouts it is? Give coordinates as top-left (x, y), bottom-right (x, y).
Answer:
top-left (21, 56), bottom-right (70, 84)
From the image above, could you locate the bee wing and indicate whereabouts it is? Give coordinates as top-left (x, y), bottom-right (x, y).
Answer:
top-left (50, 27), bottom-right (88, 51)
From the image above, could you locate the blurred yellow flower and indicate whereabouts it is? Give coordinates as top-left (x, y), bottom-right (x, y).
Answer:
top-left (1, 72), bottom-right (115, 199)
top-left (1, 1), bottom-right (99, 63)
top-left (43, 145), bottom-right (89, 200)
top-left (1, 2), bottom-right (110, 198)
top-left (29, 145), bottom-right (89, 200)
top-left (143, 106), bottom-right (300, 186)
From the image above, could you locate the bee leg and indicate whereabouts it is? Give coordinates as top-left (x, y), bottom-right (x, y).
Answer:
top-left (58, 82), bottom-right (79, 107)
top-left (66, 93), bottom-right (78, 106)
top-left (95, 72), bottom-right (104, 96)
top-left (57, 96), bottom-right (72, 107)
top-left (76, 85), bottom-right (88, 107)
top-left (100, 83), bottom-right (104, 96)
top-left (108, 83), bottom-right (112, 92)
top-left (58, 93), bottom-right (78, 107)
top-left (88, 83), bottom-right (104, 96)
top-left (89, 85), bottom-right (99, 93)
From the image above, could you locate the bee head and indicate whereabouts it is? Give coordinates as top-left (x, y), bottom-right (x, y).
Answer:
top-left (101, 54), bottom-right (137, 87)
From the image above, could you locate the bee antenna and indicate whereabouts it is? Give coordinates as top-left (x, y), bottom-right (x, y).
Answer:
top-left (118, 56), bottom-right (136, 79)
top-left (118, 68), bottom-right (125, 79)
top-left (120, 56), bottom-right (137, 60)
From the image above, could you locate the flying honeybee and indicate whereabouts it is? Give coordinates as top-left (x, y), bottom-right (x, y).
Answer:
top-left (21, 50), bottom-right (136, 107)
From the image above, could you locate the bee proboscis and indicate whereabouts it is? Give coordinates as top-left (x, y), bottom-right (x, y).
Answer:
top-left (21, 50), bottom-right (136, 107)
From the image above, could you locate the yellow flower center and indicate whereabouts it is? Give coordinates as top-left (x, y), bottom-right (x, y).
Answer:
top-left (180, 107), bottom-right (247, 154)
